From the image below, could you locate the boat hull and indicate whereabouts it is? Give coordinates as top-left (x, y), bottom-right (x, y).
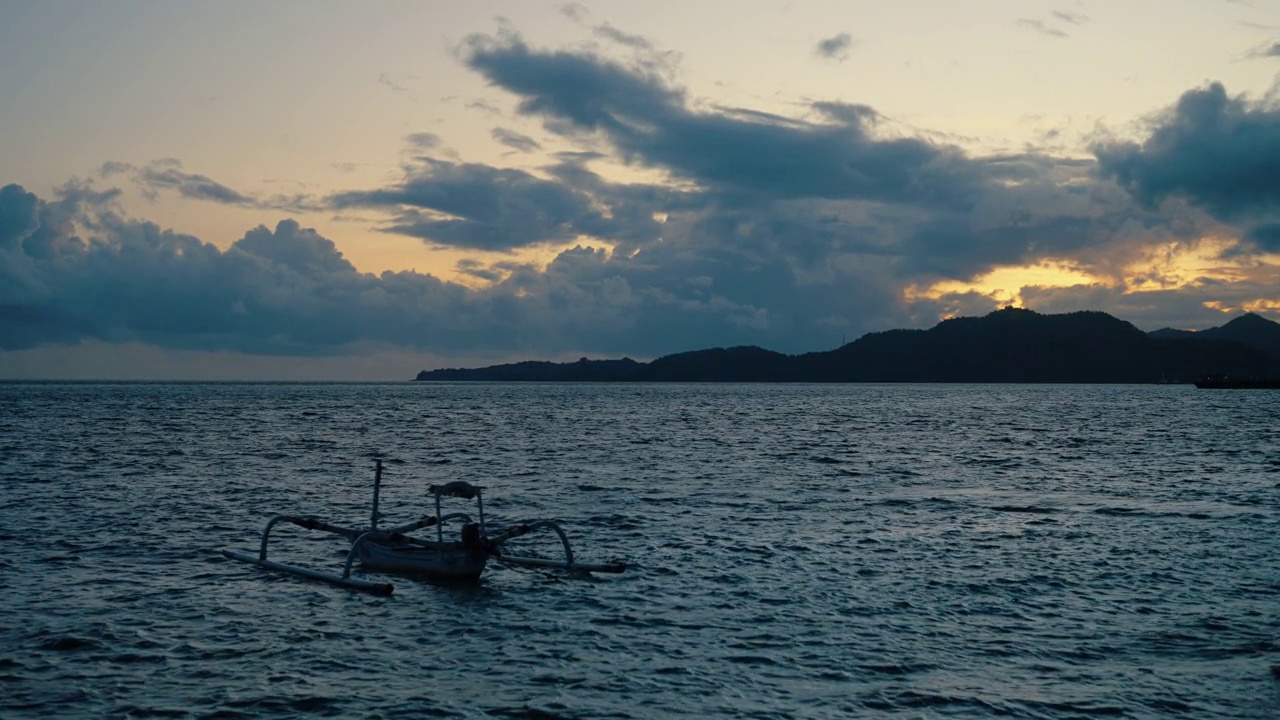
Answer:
top-left (355, 540), bottom-right (488, 582)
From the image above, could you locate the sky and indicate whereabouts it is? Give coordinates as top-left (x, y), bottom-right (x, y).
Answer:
top-left (2, 0), bottom-right (1279, 380)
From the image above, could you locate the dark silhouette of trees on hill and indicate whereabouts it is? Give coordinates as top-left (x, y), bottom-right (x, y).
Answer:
top-left (416, 308), bottom-right (1280, 383)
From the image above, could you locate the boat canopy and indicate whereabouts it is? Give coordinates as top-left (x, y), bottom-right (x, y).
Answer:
top-left (429, 481), bottom-right (482, 499)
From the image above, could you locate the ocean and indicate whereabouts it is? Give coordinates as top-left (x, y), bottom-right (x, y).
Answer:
top-left (0, 382), bottom-right (1276, 718)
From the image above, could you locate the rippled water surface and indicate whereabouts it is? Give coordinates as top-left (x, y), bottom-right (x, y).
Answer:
top-left (1, 382), bottom-right (1277, 718)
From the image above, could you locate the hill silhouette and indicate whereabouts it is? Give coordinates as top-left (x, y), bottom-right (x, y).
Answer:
top-left (1149, 312), bottom-right (1280, 362)
top-left (415, 308), bottom-right (1280, 383)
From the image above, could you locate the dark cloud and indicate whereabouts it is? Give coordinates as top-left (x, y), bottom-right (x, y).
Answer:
top-left (900, 214), bottom-right (1090, 279)
top-left (460, 31), bottom-right (983, 211)
top-left (330, 158), bottom-right (624, 250)
top-left (491, 127), bottom-right (542, 152)
top-left (0, 184), bottom-right (40, 251)
top-left (0, 181), bottom-right (952, 360)
top-left (1244, 222), bottom-right (1280, 251)
top-left (455, 258), bottom-right (506, 282)
top-left (461, 31), bottom-right (682, 136)
top-left (103, 159), bottom-right (321, 212)
top-left (10, 178), bottom-right (888, 357)
top-left (814, 33), bottom-right (853, 62)
top-left (0, 183), bottom-right (485, 354)
top-left (1094, 82), bottom-right (1280, 223)
top-left (119, 159), bottom-right (257, 206)
top-left (235, 219), bottom-right (355, 275)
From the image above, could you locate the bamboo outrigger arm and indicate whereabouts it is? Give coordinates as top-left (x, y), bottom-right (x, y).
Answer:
top-left (382, 514), bottom-right (439, 536)
top-left (490, 520), bottom-right (627, 574)
top-left (220, 514), bottom-right (395, 595)
top-left (256, 515), bottom-right (362, 556)
top-left (341, 531), bottom-right (380, 583)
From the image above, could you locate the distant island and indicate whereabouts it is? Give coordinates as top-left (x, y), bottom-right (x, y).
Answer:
top-left (415, 308), bottom-right (1280, 384)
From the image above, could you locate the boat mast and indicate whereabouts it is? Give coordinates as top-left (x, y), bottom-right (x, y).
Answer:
top-left (371, 459), bottom-right (382, 530)
top-left (435, 489), bottom-right (443, 543)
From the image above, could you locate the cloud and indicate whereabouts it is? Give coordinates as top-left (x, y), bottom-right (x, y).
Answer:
top-left (329, 158), bottom-right (626, 251)
top-left (814, 33), bottom-right (854, 62)
top-left (1246, 40), bottom-right (1280, 59)
top-left (6, 33), bottom-right (1279, 370)
top-left (459, 31), bottom-right (984, 211)
top-left (1051, 11), bottom-right (1088, 25)
top-left (1244, 222), bottom-right (1280, 251)
top-left (460, 31), bottom-right (682, 135)
top-left (1, 180), bottom-right (864, 358)
top-left (320, 33), bottom-right (1273, 344)
top-left (0, 183), bottom-right (482, 354)
top-left (1094, 82), bottom-right (1280, 225)
top-left (0, 183), bottom-right (41, 251)
top-left (235, 218), bottom-right (356, 275)
top-left (405, 132), bottom-right (441, 150)
top-left (378, 72), bottom-right (416, 93)
top-left (558, 2), bottom-right (588, 22)
top-left (812, 101), bottom-right (878, 125)
top-left (114, 159), bottom-right (258, 206)
top-left (466, 99), bottom-right (503, 115)
top-left (455, 258), bottom-right (507, 282)
top-left (490, 127), bottom-right (542, 152)
top-left (1016, 19), bottom-right (1068, 38)
top-left (594, 22), bottom-right (652, 50)
top-left (1018, 278), bottom-right (1280, 331)
top-left (103, 159), bottom-right (321, 212)
top-left (1015, 10), bottom-right (1086, 39)
top-left (0, 179), bottom-right (921, 361)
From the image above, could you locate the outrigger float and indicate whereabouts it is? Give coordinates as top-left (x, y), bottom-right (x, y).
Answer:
top-left (222, 460), bottom-right (626, 595)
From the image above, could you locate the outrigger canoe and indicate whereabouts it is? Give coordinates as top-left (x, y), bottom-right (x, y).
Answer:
top-left (222, 460), bottom-right (626, 595)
